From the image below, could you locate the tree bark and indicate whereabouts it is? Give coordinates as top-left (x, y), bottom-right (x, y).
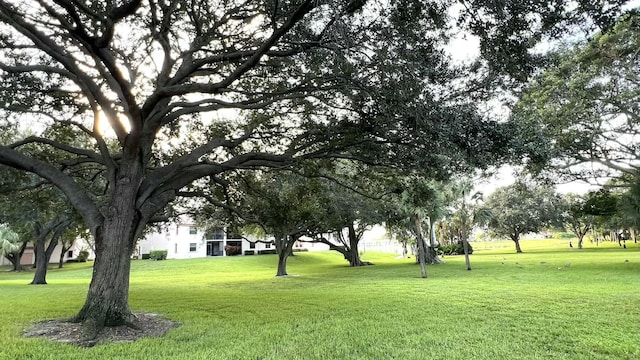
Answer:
top-left (425, 219), bottom-right (444, 265)
top-left (462, 238), bottom-right (472, 270)
top-left (345, 223), bottom-right (367, 267)
top-left (6, 254), bottom-right (22, 271)
top-left (31, 220), bottom-right (70, 285)
top-left (6, 241), bottom-right (27, 271)
top-left (411, 213), bottom-right (427, 278)
top-left (30, 231), bottom-right (48, 284)
top-left (71, 161), bottom-right (142, 335)
top-left (275, 235), bottom-right (296, 277)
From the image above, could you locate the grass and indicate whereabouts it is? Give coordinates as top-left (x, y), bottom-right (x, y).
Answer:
top-left (0, 239), bottom-right (638, 359)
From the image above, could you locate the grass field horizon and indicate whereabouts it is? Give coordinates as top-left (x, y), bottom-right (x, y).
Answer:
top-left (1, 238), bottom-right (639, 359)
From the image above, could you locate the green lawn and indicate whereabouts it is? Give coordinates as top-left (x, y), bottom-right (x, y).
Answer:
top-left (1, 239), bottom-right (639, 359)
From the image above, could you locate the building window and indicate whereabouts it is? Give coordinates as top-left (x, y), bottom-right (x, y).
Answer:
top-left (189, 226), bottom-right (197, 235)
top-left (67, 250), bottom-right (73, 257)
top-left (189, 243), bottom-right (197, 252)
top-left (249, 242), bottom-right (256, 249)
top-left (265, 242), bottom-right (271, 249)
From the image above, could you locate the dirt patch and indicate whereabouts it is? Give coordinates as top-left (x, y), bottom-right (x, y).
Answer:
top-left (23, 312), bottom-right (179, 348)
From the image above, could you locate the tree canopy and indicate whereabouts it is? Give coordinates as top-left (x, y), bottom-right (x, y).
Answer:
top-left (512, 12), bottom-right (640, 184)
top-left (481, 181), bottom-right (562, 253)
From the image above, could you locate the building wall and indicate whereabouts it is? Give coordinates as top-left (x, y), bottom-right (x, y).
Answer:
top-left (136, 223), bottom-right (206, 259)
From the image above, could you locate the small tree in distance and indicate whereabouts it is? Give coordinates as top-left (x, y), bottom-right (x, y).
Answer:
top-left (560, 193), bottom-right (593, 249)
top-left (480, 181), bottom-right (562, 253)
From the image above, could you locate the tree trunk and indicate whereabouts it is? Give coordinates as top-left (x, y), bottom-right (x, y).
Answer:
top-left (59, 238), bottom-right (76, 268)
top-left (58, 248), bottom-right (66, 268)
top-left (462, 238), bottom-right (471, 270)
top-left (6, 241), bottom-right (27, 271)
top-left (425, 219), bottom-right (444, 265)
top-left (411, 214), bottom-right (427, 278)
top-left (72, 225), bottom-right (136, 334)
top-left (512, 236), bottom-right (523, 253)
top-left (31, 220), bottom-right (69, 285)
top-left (401, 239), bottom-right (408, 257)
top-left (275, 235), bottom-right (296, 277)
top-left (6, 254), bottom-right (23, 271)
top-left (30, 233), bottom-right (48, 284)
top-left (71, 163), bottom-right (142, 336)
top-left (346, 223), bottom-right (366, 267)
top-left (577, 234), bottom-right (584, 249)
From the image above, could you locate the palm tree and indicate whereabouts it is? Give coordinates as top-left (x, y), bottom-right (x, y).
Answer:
top-left (443, 179), bottom-right (489, 270)
top-left (0, 226), bottom-right (23, 271)
top-left (389, 177), bottom-right (447, 278)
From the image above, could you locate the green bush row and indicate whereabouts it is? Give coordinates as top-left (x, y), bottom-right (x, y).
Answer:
top-left (149, 250), bottom-right (168, 260)
top-left (258, 249), bottom-right (277, 255)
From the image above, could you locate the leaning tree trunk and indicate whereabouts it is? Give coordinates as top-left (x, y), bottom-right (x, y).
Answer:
top-left (512, 236), bottom-right (523, 253)
top-left (411, 214), bottom-right (427, 278)
top-left (72, 162), bottom-right (142, 336)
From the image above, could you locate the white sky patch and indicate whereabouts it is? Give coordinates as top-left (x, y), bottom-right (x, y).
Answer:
top-left (446, 34), bottom-right (480, 63)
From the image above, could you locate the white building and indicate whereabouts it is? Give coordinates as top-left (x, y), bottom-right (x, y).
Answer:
top-left (136, 220), bottom-right (321, 259)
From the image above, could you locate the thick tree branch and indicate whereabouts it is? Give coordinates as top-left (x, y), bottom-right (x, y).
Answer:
top-left (142, 0), bottom-right (316, 120)
top-left (0, 147), bottom-right (103, 235)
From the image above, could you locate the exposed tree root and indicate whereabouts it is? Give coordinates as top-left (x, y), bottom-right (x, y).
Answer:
top-left (23, 312), bottom-right (179, 348)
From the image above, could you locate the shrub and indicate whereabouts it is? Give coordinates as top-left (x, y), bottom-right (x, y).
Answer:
top-left (438, 241), bottom-right (473, 255)
top-left (244, 250), bottom-right (255, 255)
top-left (141, 253), bottom-right (150, 260)
top-left (258, 249), bottom-right (277, 255)
top-left (76, 250), bottom-right (90, 262)
top-left (224, 245), bottom-right (242, 256)
top-left (149, 250), bottom-right (168, 260)
top-left (292, 248), bottom-right (309, 252)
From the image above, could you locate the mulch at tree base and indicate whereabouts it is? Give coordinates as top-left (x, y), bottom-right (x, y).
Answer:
top-left (23, 312), bottom-right (180, 348)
